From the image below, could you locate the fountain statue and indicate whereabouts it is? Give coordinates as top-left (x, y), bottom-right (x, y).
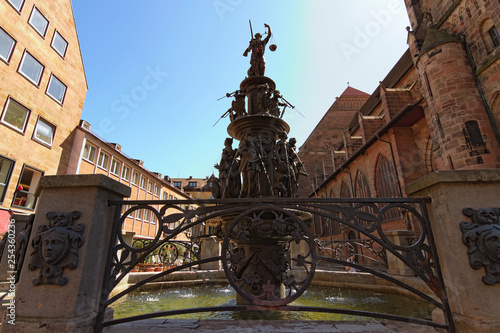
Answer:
top-left (215, 23), bottom-right (311, 305)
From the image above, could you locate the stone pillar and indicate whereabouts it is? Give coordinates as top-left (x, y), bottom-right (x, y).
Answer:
top-left (199, 237), bottom-right (221, 270)
top-left (406, 170), bottom-right (500, 332)
top-left (384, 230), bottom-right (417, 277)
top-left (0, 214), bottom-right (33, 291)
top-left (2, 175), bottom-right (130, 332)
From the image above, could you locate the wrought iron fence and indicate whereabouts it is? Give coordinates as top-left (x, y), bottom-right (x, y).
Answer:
top-left (96, 197), bottom-right (454, 332)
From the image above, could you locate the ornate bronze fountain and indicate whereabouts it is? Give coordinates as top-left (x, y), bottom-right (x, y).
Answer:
top-left (213, 23), bottom-right (314, 305)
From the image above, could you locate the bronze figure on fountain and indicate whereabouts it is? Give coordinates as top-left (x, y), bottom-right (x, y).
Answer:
top-left (243, 23), bottom-right (272, 76)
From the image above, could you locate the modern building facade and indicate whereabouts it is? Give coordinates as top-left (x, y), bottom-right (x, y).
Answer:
top-left (0, 0), bottom-right (87, 228)
top-left (299, 0), bottom-right (500, 253)
top-left (66, 121), bottom-right (194, 240)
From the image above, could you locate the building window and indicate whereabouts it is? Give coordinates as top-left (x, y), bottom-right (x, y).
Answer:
top-left (132, 171), bottom-right (139, 186)
top-left (0, 156), bottom-right (15, 203)
top-left (375, 155), bottom-right (401, 220)
top-left (489, 26), bottom-right (500, 48)
top-left (355, 171), bottom-right (371, 198)
top-left (154, 184), bottom-right (160, 196)
top-left (82, 142), bottom-right (97, 163)
top-left (46, 75), bottom-right (67, 104)
top-left (110, 159), bottom-right (121, 176)
top-left (135, 209), bottom-right (143, 220)
top-left (12, 165), bottom-right (43, 209)
top-left (162, 192), bottom-right (168, 200)
top-left (28, 6), bottom-right (49, 37)
top-left (147, 180), bottom-right (153, 193)
top-left (173, 181), bottom-right (182, 187)
top-left (375, 156), bottom-right (400, 198)
top-left (122, 165), bottom-right (131, 181)
top-left (188, 181), bottom-right (197, 187)
top-left (18, 51), bottom-right (44, 86)
top-left (97, 151), bottom-right (110, 170)
top-left (51, 30), bottom-right (68, 58)
top-left (1, 98), bottom-right (30, 133)
top-left (6, 0), bottom-right (26, 12)
top-left (33, 117), bottom-right (55, 146)
top-left (0, 27), bottom-right (16, 63)
top-left (139, 176), bottom-right (146, 189)
top-left (354, 171), bottom-right (373, 226)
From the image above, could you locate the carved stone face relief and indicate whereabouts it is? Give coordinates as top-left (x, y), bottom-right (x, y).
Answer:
top-left (29, 211), bottom-right (84, 286)
top-left (460, 207), bottom-right (500, 285)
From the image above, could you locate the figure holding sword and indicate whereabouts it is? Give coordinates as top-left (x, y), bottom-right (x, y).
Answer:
top-left (243, 21), bottom-right (272, 76)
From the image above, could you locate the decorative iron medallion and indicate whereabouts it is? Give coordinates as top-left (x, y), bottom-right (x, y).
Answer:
top-left (221, 205), bottom-right (316, 306)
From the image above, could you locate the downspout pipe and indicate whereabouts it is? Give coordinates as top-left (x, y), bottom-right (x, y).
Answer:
top-left (460, 34), bottom-right (500, 146)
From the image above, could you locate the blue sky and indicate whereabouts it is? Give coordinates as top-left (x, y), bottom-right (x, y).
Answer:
top-left (72, 1), bottom-right (410, 178)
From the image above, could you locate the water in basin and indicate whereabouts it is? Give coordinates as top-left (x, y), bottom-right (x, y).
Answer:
top-left (111, 284), bottom-right (435, 321)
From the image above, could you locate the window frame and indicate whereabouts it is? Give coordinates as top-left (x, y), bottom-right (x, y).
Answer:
top-left (97, 150), bottom-right (110, 170)
top-left (32, 116), bottom-right (56, 147)
top-left (1, 97), bottom-right (31, 133)
top-left (154, 184), bottom-right (160, 197)
top-left (11, 164), bottom-right (43, 210)
top-left (173, 181), bottom-right (182, 187)
top-left (45, 74), bottom-right (67, 104)
top-left (139, 176), bottom-right (146, 189)
top-left (82, 141), bottom-right (97, 163)
top-left (50, 30), bottom-right (68, 58)
top-left (188, 181), bottom-right (197, 187)
top-left (147, 180), bottom-right (153, 193)
top-left (6, 0), bottom-right (26, 13)
top-left (18, 50), bottom-right (44, 86)
top-left (131, 171), bottom-right (139, 186)
top-left (489, 26), bottom-right (500, 48)
top-left (110, 158), bottom-right (121, 176)
top-left (121, 165), bottom-right (131, 182)
top-left (0, 155), bottom-right (15, 203)
top-left (28, 5), bottom-right (49, 38)
top-left (0, 26), bottom-right (16, 64)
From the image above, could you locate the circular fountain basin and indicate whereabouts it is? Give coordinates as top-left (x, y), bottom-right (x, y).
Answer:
top-left (111, 283), bottom-right (435, 321)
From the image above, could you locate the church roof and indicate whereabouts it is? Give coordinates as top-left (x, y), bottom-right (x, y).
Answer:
top-left (340, 86), bottom-right (369, 97)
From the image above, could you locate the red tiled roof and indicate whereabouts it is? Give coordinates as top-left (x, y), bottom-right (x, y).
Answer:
top-left (340, 86), bottom-right (369, 97)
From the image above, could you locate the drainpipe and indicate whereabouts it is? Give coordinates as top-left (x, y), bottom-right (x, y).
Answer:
top-left (461, 34), bottom-right (500, 146)
top-left (375, 133), bottom-right (404, 197)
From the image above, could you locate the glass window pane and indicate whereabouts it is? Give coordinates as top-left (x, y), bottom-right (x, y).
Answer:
top-left (34, 118), bottom-right (54, 146)
top-left (0, 156), bottom-right (15, 202)
top-left (122, 166), bottom-right (130, 180)
top-left (1, 99), bottom-right (30, 132)
top-left (51, 31), bottom-right (68, 57)
top-left (19, 52), bottom-right (44, 85)
top-left (46, 75), bottom-right (67, 103)
top-left (6, 0), bottom-right (25, 12)
top-left (29, 7), bottom-right (49, 37)
top-left (0, 28), bottom-right (16, 63)
top-left (98, 152), bottom-right (109, 169)
top-left (13, 166), bottom-right (42, 209)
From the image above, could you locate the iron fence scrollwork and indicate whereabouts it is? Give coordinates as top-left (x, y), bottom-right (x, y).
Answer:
top-left (96, 198), bottom-right (455, 332)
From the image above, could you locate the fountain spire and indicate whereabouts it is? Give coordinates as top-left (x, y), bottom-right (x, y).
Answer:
top-left (214, 23), bottom-right (302, 199)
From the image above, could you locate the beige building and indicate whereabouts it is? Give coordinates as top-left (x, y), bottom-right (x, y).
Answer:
top-left (0, 0), bottom-right (87, 228)
top-left (169, 176), bottom-right (214, 200)
top-left (66, 121), bottom-right (193, 240)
